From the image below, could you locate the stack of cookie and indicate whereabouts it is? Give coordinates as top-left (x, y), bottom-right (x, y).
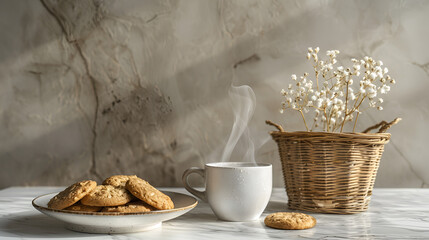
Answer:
top-left (47, 175), bottom-right (174, 213)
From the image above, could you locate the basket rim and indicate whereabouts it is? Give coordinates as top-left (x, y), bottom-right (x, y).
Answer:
top-left (270, 130), bottom-right (391, 140)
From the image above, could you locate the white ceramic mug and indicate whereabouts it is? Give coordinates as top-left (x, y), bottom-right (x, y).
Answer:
top-left (182, 162), bottom-right (272, 221)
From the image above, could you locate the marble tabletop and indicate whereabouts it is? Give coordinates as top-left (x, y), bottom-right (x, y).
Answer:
top-left (0, 187), bottom-right (428, 239)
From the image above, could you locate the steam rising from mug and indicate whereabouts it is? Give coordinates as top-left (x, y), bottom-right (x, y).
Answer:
top-left (220, 85), bottom-right (256, 163)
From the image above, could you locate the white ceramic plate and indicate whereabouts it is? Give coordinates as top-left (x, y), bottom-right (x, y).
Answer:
top-left (32, 191), bottom-right (198, 233)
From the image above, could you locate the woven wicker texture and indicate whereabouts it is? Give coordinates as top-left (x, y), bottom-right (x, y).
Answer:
top-left (267, 118), bottom-right (400, 214)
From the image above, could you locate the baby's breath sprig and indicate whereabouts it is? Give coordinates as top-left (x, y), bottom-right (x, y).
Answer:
top-left (280, 47), bottom-right (395, 133)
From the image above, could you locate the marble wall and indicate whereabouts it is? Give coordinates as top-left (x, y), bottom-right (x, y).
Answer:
top-left (0, 0), bottom-right (428, 188)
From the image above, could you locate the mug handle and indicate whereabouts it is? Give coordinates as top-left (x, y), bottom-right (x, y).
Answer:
top-left (182, 167), bottom-right (207, 202)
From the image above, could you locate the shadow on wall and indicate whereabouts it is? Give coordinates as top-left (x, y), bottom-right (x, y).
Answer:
top-left (0, 83), bottom-right (178, 189)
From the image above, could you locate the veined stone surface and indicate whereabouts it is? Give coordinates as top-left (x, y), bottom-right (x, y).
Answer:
top-left (0, 0), bottom-right (428, 188)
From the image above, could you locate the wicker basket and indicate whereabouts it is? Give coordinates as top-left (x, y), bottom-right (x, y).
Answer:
top-left (266, 118), bottom-right (401, 214)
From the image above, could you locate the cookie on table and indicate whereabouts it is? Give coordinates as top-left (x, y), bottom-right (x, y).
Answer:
top-left (264, 212), bottom-right (316, 230)
top-left (47, 180), bottom-right (97, 210)
top-left (64, 202), bottom-right (102, 212)
top-left (126, 177), bottom-right (174, 210)
top-left (102, 175), bottom-right (137, 188)
top-left (80, 185), bottom-right (134, 207)
top-left (101, 201), bottom-right (155, 213)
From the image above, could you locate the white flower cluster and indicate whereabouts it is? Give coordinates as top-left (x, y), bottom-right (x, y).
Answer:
top-left (280, 47), bottom-right (396, 132)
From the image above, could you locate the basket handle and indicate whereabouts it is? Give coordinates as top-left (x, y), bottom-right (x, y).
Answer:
top-left (265, 120), bottom-right (285, 132)
top-left (362, 118), bottom-right (402, 133)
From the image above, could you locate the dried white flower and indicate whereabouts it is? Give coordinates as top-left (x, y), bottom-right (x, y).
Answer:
top-left (311, 95), bottom-right (317, 101)
top-left (336, 111), bottom-right (342, 118)
top-left (367, 88), bottom-right (377, 98)
top-left (312, 53), bottom-right (318, 62)
top-left (353, 65), bottom-right (361, 71)
top-left (380, 85), bottom-right (390, 94)
top-left (383, 68), bottom-right (388, 74)
top-left (280, 47), bottom-right (395, 132)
